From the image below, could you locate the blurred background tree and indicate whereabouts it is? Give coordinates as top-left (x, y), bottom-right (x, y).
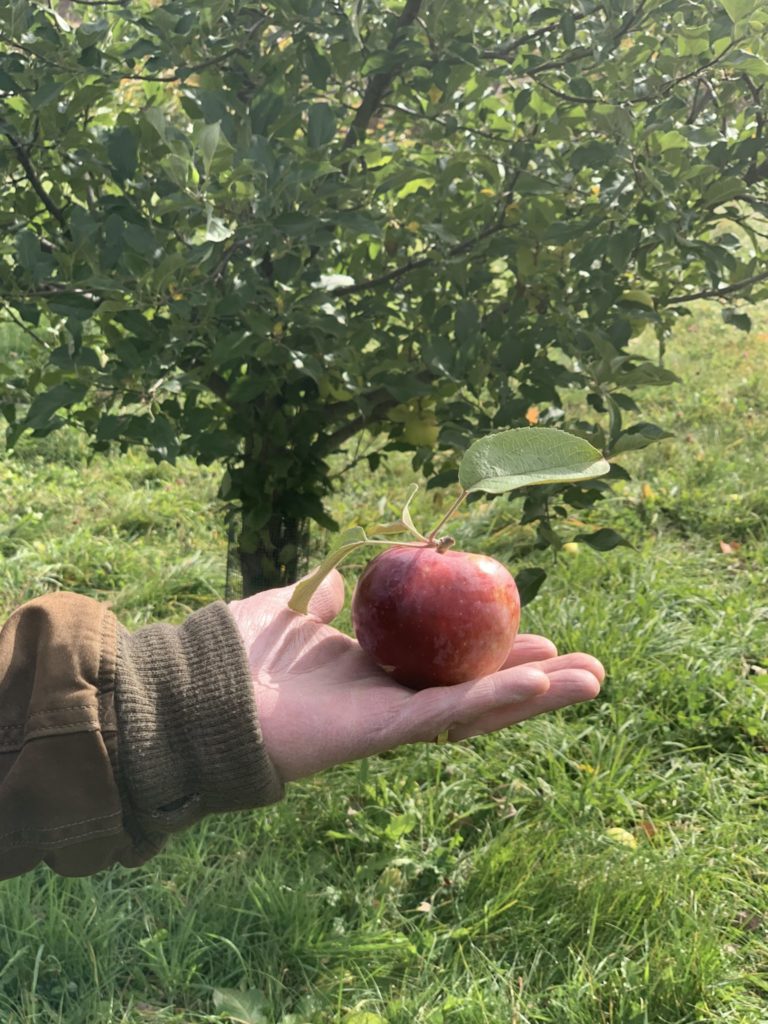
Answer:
top-left (1, 0), bottom-right (766, 594)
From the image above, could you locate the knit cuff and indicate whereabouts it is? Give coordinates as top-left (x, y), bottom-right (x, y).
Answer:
top-left (114, 602), bottom-right (284, 840)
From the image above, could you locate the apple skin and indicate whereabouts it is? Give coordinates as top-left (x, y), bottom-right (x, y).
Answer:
top-left (351, 544), bottom-right (521, 689)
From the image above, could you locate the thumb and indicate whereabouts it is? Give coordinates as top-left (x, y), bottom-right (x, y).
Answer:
top-left (285, 568), bottom-right (346, 624)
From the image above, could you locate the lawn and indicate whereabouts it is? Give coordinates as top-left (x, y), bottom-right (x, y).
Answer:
top-left (1, 302), bottom-right (767, 1023)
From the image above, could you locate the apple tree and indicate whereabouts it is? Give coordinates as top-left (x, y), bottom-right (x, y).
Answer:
top-left (1, 0), bottom-right (767, 594)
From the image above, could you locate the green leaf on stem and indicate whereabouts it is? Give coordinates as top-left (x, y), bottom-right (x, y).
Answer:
top-left (574, 528), bottom-right (633, 551)
top-left (458, 427), bottom-right (610, 495)
top-left (401, 483), bottom-right (422, 537)
top-left (288, 526), bottom-right (369, 614)
top-left (515, 567), bottom-right (547, 606)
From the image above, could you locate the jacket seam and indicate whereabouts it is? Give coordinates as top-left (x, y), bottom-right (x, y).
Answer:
top-left (0, 811), bottom-right (123, 845)
top-left (0, 704), bottom-right (100, 732)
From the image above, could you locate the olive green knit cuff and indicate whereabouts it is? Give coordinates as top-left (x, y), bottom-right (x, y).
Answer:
top-left (114, 601), bottom-right (284, 842)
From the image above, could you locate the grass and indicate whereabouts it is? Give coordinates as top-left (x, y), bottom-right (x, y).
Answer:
top-left (1, 302), bottom-right (768, 1023)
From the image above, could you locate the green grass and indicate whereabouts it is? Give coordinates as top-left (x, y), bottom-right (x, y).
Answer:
top-left (1, 303), bottom-right (768, 1023)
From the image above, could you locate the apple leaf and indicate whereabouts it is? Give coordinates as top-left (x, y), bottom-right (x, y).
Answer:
top-left (573, 527), bottom-right (633, 551)
top-left (290, 485), bottom-right (433, 615)
top-left (401, 483), bottom-right (423, 538)
top-left (364, 485), bottom-right (425, 542)
top-left (288, 526), bottom-right (369, 614)
top-left (515, 566), bottom-right (547, 606)
top-left (458, 427), bottom-right (610, 495)
top-left (367, 522), bottom-right (411, 537)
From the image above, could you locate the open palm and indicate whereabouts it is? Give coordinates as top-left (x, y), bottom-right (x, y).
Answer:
top-left (228, 570), bottom-right (604, 783)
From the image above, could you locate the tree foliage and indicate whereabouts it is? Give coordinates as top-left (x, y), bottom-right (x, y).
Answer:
top-left (1, 0), bottom-right (767, 593)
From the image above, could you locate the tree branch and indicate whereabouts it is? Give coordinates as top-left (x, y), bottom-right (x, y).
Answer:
top-left (667, 268), bottom-right (768, 304)
top-left (4, 133), bottom-right (66, 226)
top-left (342, 0), bottom-right (423, 149)
top-left (382, 102), bottom-right (511, 141)
top-left (0, 306), bottom-right (52, 349)
top-left (317, 387), bottom-right (401, 454)
top-left (329, 216), bottom-right (507, 296)
top-left (481, 11), bottom-right (589, 60)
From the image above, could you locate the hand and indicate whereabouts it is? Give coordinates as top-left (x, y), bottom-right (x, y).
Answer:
top-left (227, 571), bottom-right (604, 783)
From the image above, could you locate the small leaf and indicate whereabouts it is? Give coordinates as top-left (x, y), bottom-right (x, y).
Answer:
top-left (574, 528), bottom-right (632, 551)
top-left (367, 522), bottom-right (411, 537)
top-left (718, 0), bottom-right (758, 22)
top-left (197, 121), bottom-right (221, 175)
top-left (722, 307), bottom-right (751, 332)
top-left (561, 10), bottom-right (576, 43)
top-left (107, 126), bottom-right (138, 183)
top-left (515, 567), bottom-right (547, 606)
top-left (459, 427), bottom-right (610, 495)
top-left (307, 103), bottom-right (336, 147)
top-left (212, 987), bottom-right (269, 1024)
top-left (605, 827), bottom-right (638, 849)
top-left (24, 382), bottom-right (88, 429)
top-left (611, 423), bottom-right (672, 455)
top-left (288, 527), bottom-right (368, 614)
top-left (205, 210), bottom-right (235, 242)
top-left (401, 483), bottom-right (423, 538)
top-left (397, 176), bottom-right (435, 198)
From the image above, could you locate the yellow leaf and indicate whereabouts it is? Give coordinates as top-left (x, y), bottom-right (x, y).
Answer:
top-left (605, 827), bottom-right (638, 849)
top-left (641, 482), bottom-right (655, 499)
top-left (480, 187), bottom-right (495, 197)
top-left (273, 321), bottom-right (284, 337)
top-left (428, 84), bottom-right (443, 104)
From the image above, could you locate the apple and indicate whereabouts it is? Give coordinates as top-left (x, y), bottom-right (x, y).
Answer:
top-left (402, 410), bottom-right (439, 447)
top-left (351, 544), bottom-right (521, 689)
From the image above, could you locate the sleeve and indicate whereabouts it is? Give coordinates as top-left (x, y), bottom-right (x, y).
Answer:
top-left (0, 592), bottom-right (284, 881)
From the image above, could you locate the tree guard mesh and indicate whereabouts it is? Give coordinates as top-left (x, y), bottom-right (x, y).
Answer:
top-left (225, 509), bottom-right (310, 600)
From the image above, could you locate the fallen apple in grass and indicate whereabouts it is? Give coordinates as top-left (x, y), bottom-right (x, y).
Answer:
top-left (351, 543), bottom-right (520, 689)
top-left (288, 427), bottom-right (611, 689)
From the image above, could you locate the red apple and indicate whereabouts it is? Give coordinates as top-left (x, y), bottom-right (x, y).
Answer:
top-left (351, 544), bottom-right (521, 689)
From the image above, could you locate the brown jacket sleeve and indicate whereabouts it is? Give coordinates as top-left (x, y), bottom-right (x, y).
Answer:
top-left (0, 592), bottom-right (283, 881)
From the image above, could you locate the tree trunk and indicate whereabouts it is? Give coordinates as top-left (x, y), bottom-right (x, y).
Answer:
top-left (228, 509), bottom-right (310, 598)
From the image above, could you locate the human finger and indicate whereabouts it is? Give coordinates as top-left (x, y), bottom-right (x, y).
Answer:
top-left (533, 652), bottom-right (605, 682)
top-left (392, 665), bottom-right (552, 746)
top-left (502, 633), bottom-right (558, 668)
top-left (449, 666), bottom-right (602, 741)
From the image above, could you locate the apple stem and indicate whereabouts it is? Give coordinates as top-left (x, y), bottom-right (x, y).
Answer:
top-left (426, 488), bottom-right (469, 544)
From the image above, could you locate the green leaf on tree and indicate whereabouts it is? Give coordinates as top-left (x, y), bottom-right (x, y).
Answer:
top-left (574, 528), bottom-right (633, 551)
top-left (307, 103), bottom-right (336, 147)
top-left (515, 567), bottom-right (547, 607)
top-left (23, 382), bottom-right (89, 430)
top-left (107, 126), bottom-right (138, 183)
top-left (458, 427), bottom-right (610, 495)
top-left (722, 307), bottom-right (751, 331)
top-left (196, 121), bottom-right (221, 175)
top-left (611, 423), bottom-right (673, 455)
top-left (718, 0), bottom-right (759, 23)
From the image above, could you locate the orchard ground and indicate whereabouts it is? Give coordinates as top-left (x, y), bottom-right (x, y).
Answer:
top-left (1, 302), bottom-right (767, 1023)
